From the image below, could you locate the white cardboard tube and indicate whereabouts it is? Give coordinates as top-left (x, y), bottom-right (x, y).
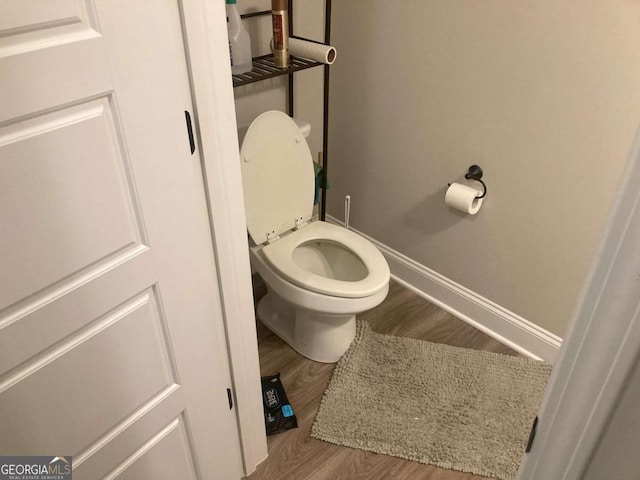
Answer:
top-left (288, 38), bottom-right (336, 65)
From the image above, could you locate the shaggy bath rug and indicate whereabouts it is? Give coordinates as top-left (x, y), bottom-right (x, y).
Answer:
top-left (311, 321), bottom-right (551, 480)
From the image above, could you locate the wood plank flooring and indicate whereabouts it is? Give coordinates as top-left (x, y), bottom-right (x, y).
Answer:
top-left (246, 277), bottom-right (519, 480)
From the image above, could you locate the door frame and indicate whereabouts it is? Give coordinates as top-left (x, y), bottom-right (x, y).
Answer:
top-left (180, 1), bottom-right (267, 475)
top-left (183, 0), bottom-right (640, 476)
top-left (517, 123), bottom-right (640, 477)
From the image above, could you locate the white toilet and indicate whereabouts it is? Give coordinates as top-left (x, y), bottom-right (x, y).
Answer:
top-left (240, 111), bottom-right (390, 363)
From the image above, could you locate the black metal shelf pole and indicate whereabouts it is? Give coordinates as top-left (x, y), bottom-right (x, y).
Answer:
top-left (288, 0), bottom-right (294, 117)
top-left (320, 0), bottom-right (332, 221)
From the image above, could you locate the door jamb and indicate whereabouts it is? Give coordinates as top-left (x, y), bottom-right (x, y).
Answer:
top-left (179, 1), bottom-right (268, 475)
top-left (517, 124), bottom-right (640, 478)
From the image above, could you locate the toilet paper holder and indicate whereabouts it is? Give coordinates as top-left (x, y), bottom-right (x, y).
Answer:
top-left (448, 165), bottom-right (487, 199)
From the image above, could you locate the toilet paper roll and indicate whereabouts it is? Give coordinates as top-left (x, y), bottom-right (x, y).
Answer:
top-left (445, 183), bottom-right (484, 214)
top-left (288, 37), bottom-right (337, 65)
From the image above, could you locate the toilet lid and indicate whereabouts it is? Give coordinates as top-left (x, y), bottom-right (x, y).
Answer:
top-left (240, 111), bottom-right (314, 245)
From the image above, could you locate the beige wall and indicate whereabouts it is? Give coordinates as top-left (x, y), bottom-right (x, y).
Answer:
top-left (326, 1), bottom-right (640, 337)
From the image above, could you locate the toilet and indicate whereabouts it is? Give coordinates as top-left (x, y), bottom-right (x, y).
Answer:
top-left (240, 111), bottom-right (390, 363)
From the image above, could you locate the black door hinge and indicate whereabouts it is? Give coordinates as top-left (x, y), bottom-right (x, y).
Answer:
top-left (184, 110), bottom-right (195, 155)
top-left (227, 388), bottom-right (233, 410)
top-left (526, 416), bottom-right (538, 453)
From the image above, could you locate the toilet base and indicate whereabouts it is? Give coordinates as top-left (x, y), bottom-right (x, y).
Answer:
top-left (257, 291), bottom-right (356, 363)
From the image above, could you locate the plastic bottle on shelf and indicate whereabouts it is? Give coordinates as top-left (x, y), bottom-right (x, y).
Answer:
top-left (226, 0), bottom-right (252, 75)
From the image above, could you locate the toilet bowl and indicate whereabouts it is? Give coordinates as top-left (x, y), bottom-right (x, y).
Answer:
top-left (240, 111), bottom-right (390, 363)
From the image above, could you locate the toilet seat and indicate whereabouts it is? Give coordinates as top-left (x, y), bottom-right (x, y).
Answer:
top-left (261, 221), bottom-right (389, 298)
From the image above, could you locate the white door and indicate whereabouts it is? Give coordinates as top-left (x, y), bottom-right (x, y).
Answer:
top-left (0, 1), bottom-right (244, 479)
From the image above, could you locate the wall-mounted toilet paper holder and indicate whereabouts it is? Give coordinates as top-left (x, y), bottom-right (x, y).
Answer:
top-left (465, 165), bottom-right (487, 199)
top-left (448, 165), bottom-right (487, 199)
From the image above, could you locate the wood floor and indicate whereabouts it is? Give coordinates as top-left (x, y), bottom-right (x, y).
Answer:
top-left (246, 277), bottom-right (519, 480)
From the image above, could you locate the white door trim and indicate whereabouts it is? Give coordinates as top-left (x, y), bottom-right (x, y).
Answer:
top-left (517, 125), bottom-right (640, 478)
top-left (180, 1), bottom-right (267, 475)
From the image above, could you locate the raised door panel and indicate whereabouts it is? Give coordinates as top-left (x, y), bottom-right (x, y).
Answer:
top-left (0, 290), bottom-right (176, 455)
top-left (0, 0), bottom-right (96, 57)
top-left (0, 250), bottom-right (155, 375)
top-left (0, 98), bottom-right (144, 310)
top-left (105, 417), bottom-right (198, 480)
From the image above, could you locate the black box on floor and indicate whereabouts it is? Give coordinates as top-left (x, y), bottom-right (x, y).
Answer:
top-left (261, 373), bottom-right (298, 435)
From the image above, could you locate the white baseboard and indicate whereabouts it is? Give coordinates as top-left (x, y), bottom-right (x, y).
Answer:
top-left (326, 215), bottom-right (562, 363)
